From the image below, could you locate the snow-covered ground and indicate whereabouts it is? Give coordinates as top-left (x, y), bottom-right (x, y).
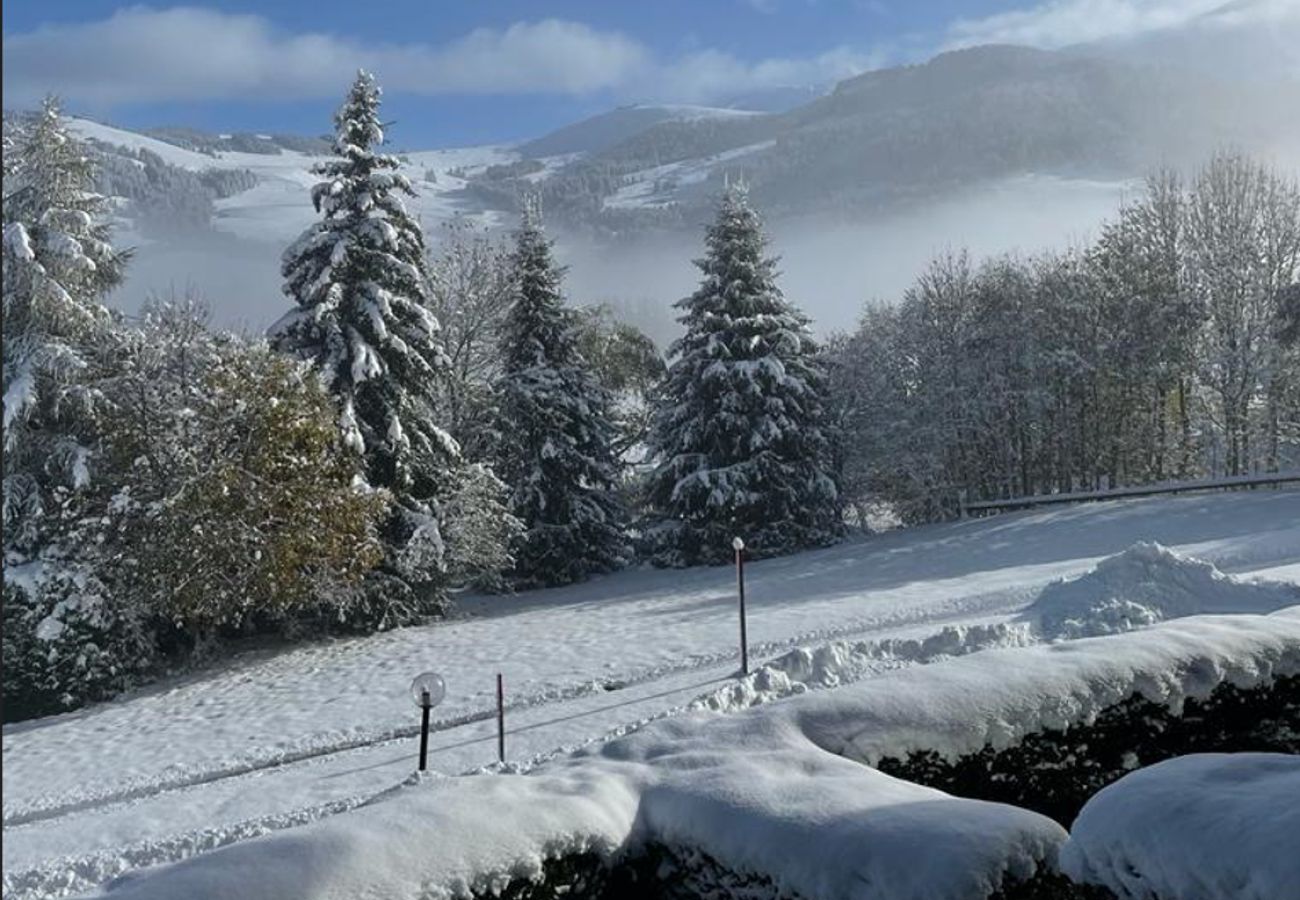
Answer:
top-left (602, 140), bottom-right (778, 210)
top-left (3, 489), bottom-right (1298, 897)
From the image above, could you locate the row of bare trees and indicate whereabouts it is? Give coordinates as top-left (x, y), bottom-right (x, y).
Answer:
top-left (830, 153), bottom-right (1300, 524)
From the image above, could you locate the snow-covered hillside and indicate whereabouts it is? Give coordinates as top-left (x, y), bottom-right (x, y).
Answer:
top-left (3, 488), bottom-right (1297, 898)
top-left (68, 117), bottom-right (518, 245)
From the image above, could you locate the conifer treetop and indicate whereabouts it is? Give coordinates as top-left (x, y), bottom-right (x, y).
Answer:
top-left (272, 70), bottom-right (452, 499)
top-left (645, 184), bottom-right (839, 565)
top-left (494, 204), bottom-right (628, 586)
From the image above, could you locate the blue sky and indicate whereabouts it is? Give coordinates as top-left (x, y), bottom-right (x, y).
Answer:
top-left (1, 1), bottom-right (1245, 146)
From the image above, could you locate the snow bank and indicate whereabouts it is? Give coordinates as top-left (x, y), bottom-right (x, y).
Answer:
top-left (1025, 541), bottom-right (1298, 639)
top-left (1061, 753), bottom-right (1300, 900)
top-left (87, 768), bottom-right (639, 900)
top-left (694, 622), bottom-right (1034, 712)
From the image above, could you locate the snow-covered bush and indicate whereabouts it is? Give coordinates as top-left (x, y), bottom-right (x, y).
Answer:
top-left (1062, 753), bottom-right (1299, 900)
top-left (439, 462), bottom-right (523, 593)
top-left (876, 673), bottom-right (1300, 827)
top-left (102, 300), bottom-right (387, 636)
top-left (2, 555), bottom-right (151, 723)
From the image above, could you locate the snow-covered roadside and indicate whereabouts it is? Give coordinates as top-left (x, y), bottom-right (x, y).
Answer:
top-left (1061, 753), bottom-right (1300, 900)
top-left (79, 610), bottom-right (1300, 900)
top-left (695, 542), bottom-right (1299, 713)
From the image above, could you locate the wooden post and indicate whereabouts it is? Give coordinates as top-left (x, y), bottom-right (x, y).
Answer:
top-left (496, 673), bottom-right (505, 764)
top-left (734, 537), bottom-right (748, 676)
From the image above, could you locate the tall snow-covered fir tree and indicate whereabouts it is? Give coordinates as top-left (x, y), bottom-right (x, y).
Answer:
top-left (644, 183), bottom-right (840, 566)
top-left (2, 98), bottom-right (146, 719)
top-left (494, 202), bottom-right (628, 587)
top-left (270, 71), bottom-right (457, 621)
top-left (3, 99), bottom-right (126, 551)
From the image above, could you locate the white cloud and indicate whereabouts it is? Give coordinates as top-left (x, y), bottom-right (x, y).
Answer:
top-left (1, 7), bottom-right (648, 107)
top-left (943, 0), bottom-right (1294, 50)
top-left (654, 45), bottom-right (883, 104)
top-left (1, 5), bottom-right (880, 111)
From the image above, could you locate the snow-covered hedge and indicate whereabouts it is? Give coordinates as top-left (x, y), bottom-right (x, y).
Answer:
top-left (791, 610), bottom-right (1300, 769)
top-left (875, 672), bottom-right (1298, 825)
top-left (89, 707), bottom-right (1065, 900)
top-left (1061, 753), bottom-right (1300, 900)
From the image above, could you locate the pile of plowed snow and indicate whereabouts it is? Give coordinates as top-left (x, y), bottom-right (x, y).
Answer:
top-left (1025, 542), bottom-right (1299, 640)
top-left (695, 543), bottom-right (1299, 713)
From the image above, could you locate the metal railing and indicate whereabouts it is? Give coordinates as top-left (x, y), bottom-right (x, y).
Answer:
top-left (961, 470), bottom-right (1300, 515)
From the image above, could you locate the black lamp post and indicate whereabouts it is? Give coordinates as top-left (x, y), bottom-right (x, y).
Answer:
top-left (409, 671), bottom-right (446, 771)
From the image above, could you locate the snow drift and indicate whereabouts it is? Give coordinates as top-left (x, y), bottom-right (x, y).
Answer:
top-left (1024, 541), bottom-right (1299, 639)
top-left (1061, 753), bottom-right (1300, 900)
top-left (86, 610), bottom-right (1300, 900)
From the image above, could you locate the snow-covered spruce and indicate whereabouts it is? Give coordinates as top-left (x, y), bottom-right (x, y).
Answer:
top-left (644, 183), bottom-right (839, 566)
top-left (2, 98), bottom-right (144, 720)
top-left (1061, 753), bottom-right (1300, 900)
top-left (269, 71), bottom-right (458, 622)
top-left (493, 202), bottom-right (628, 587)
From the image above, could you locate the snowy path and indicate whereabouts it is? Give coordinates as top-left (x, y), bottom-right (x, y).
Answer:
top-left (3, 490), bottom-right (1298, 896)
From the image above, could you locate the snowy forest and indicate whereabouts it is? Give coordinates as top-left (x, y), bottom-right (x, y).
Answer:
top-left (4, 72), bottom-right (1299, 723)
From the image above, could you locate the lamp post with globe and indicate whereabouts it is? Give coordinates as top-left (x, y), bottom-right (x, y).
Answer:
top-left (410, 671), bottom-right (446, 771)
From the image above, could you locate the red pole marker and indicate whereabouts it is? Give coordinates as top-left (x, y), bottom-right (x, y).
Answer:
top-left (496, 673), bottom-right (505, 764)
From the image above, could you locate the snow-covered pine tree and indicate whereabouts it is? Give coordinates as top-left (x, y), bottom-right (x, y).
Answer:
top-left (643, 183), bottom-right (840, 566)
top-left (270, 71), bottom-right (457, 624)
top-left (494, 201), bottom-right (628, 587)
top-left (2, 98), bottom-right (146, 720)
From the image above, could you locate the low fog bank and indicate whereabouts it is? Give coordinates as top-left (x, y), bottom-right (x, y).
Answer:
top-left (562, 174), bottom-right (1132, 342)
top-left (111, 174), bottom-right (1139, 342)
top-left (107, 229), bottom-right (286, 336)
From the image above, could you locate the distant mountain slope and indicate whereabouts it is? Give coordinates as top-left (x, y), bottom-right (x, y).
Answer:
top-left (504, 42), bottom-right (1299, 229)
top-left (520, 104), bottom-right (763, 157)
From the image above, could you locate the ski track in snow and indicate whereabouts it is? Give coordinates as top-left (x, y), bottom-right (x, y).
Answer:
top-left (3, 490), bottom-right (1299, 898)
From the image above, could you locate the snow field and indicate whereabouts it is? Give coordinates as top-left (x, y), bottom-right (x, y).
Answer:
top-left (1061, 753), bottom-right (1300, 900)
top-left (3, 490), bottom-right (1298, 898)
top-left (68, 117), bottom-right (517, 246)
